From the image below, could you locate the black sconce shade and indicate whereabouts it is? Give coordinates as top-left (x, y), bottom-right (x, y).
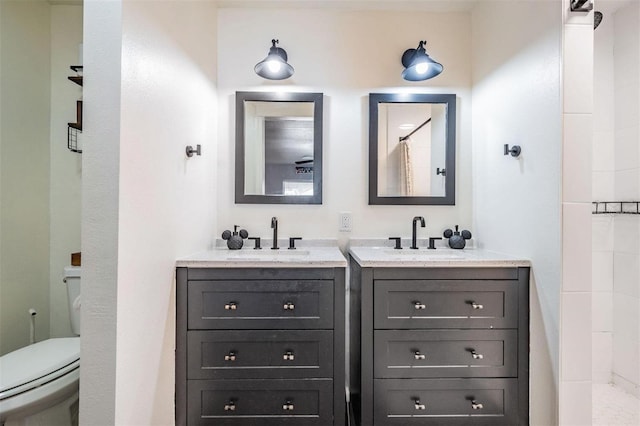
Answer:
top-left (254, 39), bottom-right (294, 80)
top-left (401, 40), bottom-right (443, 81)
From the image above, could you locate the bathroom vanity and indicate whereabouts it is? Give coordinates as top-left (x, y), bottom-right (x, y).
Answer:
top-left (175, 245), bottom-right (347, 426)
top-left (348, 246), bottom-right (530, 426)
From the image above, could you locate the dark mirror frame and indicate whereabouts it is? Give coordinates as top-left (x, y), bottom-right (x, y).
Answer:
top-left (369, 93), bottom-right (456, 205)
top-left (235, 91), bottom-right (323, 204)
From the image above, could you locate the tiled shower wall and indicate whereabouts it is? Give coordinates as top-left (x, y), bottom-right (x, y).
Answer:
top-left (592, 0), bottom-right (615, 385)
top-left (611, 0), bottom-right (640, 397)
top-left (592, 0), bottom-right (640, 397)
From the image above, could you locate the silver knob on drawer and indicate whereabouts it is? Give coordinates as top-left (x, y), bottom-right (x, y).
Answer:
top-left (471, 400), bottom-right (484, 410)
top-left (414, 351), bottom-right (426, 360)
top-left (283, 302), bottom-right (295, 310)
top-left (471, 350), bottom-right (484, 360)
top-left (224, 401), bottom-right (236, 411)
top-left (224, 351), bottom-right (236, 362)
top-left (414, 399), bottom-right (426, 410)
top-left (282, 401), bottom-right (294, 411)
top-left (414, 302), bottom-right (426, 310)
top-left (471, 302), bottom-right (484, 310)
top-left (224, 302), bottom-right (237, 310)
top-left (283, 351), bottom-right (295, 361)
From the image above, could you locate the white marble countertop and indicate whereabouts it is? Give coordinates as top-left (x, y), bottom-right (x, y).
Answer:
top-left (176, 240), bottom-right (347, 268)
top-left (348, 245), bottom-right (531, 268)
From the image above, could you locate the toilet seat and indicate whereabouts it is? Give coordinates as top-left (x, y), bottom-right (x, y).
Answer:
top-left (0, 337), bottom-right (80, 401)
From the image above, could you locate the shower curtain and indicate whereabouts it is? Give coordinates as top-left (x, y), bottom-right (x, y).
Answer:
top-left (399, 138), bottom-right (413, 196)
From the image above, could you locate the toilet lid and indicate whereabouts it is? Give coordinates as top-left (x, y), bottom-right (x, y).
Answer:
top-left (0, 337), bottom-right (80, 397)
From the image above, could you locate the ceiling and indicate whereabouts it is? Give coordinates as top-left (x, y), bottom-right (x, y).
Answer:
top-left (49, 0), bottom-right (479, 12)
top-left (216, 0), bottom-right (479, 12)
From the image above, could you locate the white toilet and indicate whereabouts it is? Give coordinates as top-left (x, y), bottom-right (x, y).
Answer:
top-left (0, 266), bottom-right (81, 426)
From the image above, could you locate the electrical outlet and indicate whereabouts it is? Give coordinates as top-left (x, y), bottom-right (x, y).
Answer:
top-left (339, 212), bottom-right (352, 232)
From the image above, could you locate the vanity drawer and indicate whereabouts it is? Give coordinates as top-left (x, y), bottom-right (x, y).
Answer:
top-left (188, 330), bottom-right (333, 379)
top-left (373, 280), bottom-right (517, 329)
top-left (373, 329), bottom-right (517, 378)
top-left (188, 280), bottom-right (334, 329)
top-left (374, 378), bottom-right (518, 425)
top-left (187, 379), bottom-right (333, 425)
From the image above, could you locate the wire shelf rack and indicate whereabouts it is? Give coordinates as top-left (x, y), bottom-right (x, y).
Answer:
top-left (592, 201), bottom-right (640, 215)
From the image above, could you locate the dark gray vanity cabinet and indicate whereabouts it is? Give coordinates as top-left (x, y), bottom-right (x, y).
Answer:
top-left (176, 267), bottom-right (346, 426)
top-left (349, 262), bottom-right (530, 426)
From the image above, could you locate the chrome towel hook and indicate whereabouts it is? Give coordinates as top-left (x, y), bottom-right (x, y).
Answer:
top-left (185, 144), bottom-right (201, 157)
top-left (504, 144), bottom-right (521, 158)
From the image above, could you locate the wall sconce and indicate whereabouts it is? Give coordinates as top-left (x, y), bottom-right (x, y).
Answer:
top-left (254, 39), bottom-right (294, 80)
top-left (401, 40), bottom-right (443, 81)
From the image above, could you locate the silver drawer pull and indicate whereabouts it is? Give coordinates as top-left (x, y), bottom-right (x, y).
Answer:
top-left (471, 350), bottom-right (484, 360)
top-left (224, 351), bottom-right (236, 362)
top-left (224, 401), bottom-right (236, 411)
top-left (414, 399), bottom-right (426, 410)
top-left (283, 351), bottom-right (295, 361)
top-left (414, 351), bottom-right (426, 360)
top-left (282, 401), bottom-right (294, 411)
top-left (224, 302), bottom-right (237, 310)
top-left (414, 302), bottom-right (426, 310)
top-left (471, 302), bottom-right (484, 310)
top-left (471, 400), bottom-right (484, 410)
top-left (283, 302), bottom-right (295, 310)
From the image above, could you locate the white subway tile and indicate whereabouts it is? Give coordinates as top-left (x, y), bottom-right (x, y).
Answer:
top-left (564, 25), bottom-right (594, 114)
top-left (592, 130), bottom-right (615, 172)
top-left (614, 127), bottom-right (640, 172)
top-left (615, 168), bottom-right (640, 201)
top-left (592, 331), bottom-right (612, 381)
top-left (614, 215), bottom-right (640, 254)
top-left (564, 203), bottom-right (592, 292)
top-left (612, 293), bottom-right (640, 385)
top-left (562, 292), bottom-right (592, 381)
top-left (559, 380), bottom-right (593, 426)
top-left (592, 292), bottom-right (613, 331)
top-left (614, 83), bottom-right (639, 132)
top-left (564, 114), bottom-right (593, 202)
top-left (592, 216), bottom-right (615, 251)
top-left (592, 250), bottom-right (613, 292)
top-left (592, 171), bottom-right (615, 201)
top-left (614, 252), bottom-right (640, 298)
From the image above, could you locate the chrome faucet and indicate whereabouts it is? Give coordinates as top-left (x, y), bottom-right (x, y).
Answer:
top-left (411, 216), bottom-right (426, 249)
top-left (271, 217), bottom-right (279, 250)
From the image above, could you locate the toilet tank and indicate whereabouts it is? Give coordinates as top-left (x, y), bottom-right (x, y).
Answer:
top-left (64, 266), bottom-right (81, 336)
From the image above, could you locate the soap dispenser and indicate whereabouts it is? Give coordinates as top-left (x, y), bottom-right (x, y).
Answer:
top-left (222, 225), bottom-right (249, 250)
top-left (443, 225), bottom-right (472, 249)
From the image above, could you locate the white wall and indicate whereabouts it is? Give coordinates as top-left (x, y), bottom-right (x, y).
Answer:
top-left (49, 3), bottom-right (83, 339)
top-left (471, 2), bottom-right (562, 425)
top-left (216, 8), bottom-right (472, 245)
top-left (82, 0), bottom-right (218, 423)
top-left (0, 0), bottom-right (51, 355)
top-left (81, 0), bottom-right (122, 422)
top-left (611, 0), bottom-right (640, 397)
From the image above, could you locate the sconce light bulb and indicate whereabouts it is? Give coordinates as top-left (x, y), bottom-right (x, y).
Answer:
top-left (415, 62), bottom-right (430, 75)
top-left (267, 60), bottom-right (282, 73)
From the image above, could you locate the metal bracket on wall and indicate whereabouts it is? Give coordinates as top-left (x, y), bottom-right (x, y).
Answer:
top-left (504, 144), bottom-right (521, 157)
top-left (592, 201), bottom-right (640, 215)
top-left (570, 0), bottom-right (593, 12)
top-left (185, 144), bottom-right (201, 157)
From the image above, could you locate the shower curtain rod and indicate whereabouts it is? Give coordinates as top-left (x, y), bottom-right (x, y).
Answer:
top-left (399, 117), bottom-right (432, 142)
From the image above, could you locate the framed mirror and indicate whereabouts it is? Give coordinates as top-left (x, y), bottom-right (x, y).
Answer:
top-left (235, 91), bottom-right (323, 204)
top-left (369, 93), bottom-right (456, 205)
